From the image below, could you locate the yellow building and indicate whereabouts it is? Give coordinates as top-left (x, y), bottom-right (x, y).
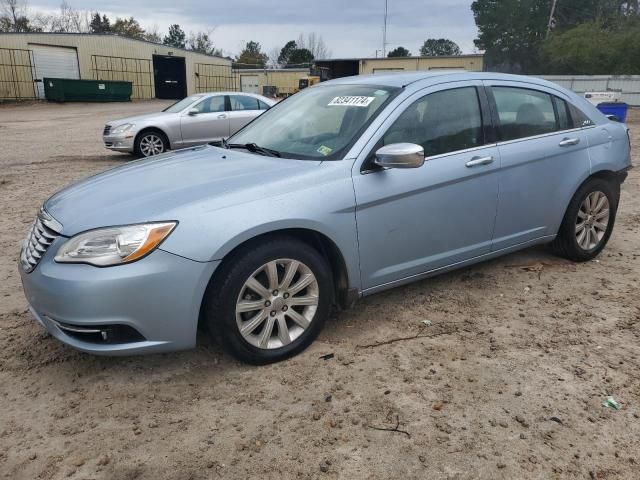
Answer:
top-left (0, 32), bottom-right (233, 100)
top-left (234, 68), bottom-right (311, 97)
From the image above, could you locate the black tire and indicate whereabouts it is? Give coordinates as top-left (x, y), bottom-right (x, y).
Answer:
top-left (204, 235), bottom-right (334, 364)
top-left (134, 130), bottom-right (169, 157)
top-left (550, 177), bottom-right (620, 262)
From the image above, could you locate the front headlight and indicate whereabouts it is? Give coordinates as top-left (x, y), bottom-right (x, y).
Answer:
top-left (111, 123), bottom-right (134, 135)
top-left (55, 222), bottom-right (176, 267)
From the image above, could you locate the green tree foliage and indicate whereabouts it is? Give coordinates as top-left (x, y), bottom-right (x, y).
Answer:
top-left (287, 47), bottom-right (313, 67)
top-left (419, 38), bottom-right (462, 56)
top-left (387, 46), bottom-right (411, 57)
top-left (278, 40), bottom-right (297, 65)
top-left (89, 12), bottom-right (110, 33)
top-left (187, 31), bottom-right (222, 56)
top-left (472, 0), bottom-right (640, 73)
top-left (163, 24), bottom-right (186, 49)
top-left (112, 17), bottom-right (145, 39)
top-left (236, 40), bottom-right (268, 68)
top-left (544, 20), bottom-right (640, 74)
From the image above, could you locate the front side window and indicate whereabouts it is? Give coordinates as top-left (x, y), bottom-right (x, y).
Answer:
top-left (492, 87), bottom-right (557, 141)
top-left (229, 85), bottom-right (398, 160)
top-left (193, 95), bottom-right (225, 114)
top-left (383, 87), bottom-right (484, 157)
top-left (230, 95), bottom-right (259, 111)
top-left (163, 95), bottom-right (204, 113)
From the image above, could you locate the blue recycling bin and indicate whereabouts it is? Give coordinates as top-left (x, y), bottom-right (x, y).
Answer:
top-left (596, 102), bottom-right (629, 123)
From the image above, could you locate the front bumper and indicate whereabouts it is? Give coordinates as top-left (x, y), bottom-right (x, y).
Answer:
top-left (19, 238), bottom-right (219, 355)
top-left (103, 133), bottom-right (135, 153)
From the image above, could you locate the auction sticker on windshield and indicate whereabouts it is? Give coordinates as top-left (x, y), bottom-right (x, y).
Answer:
top-left (328, 96), bottom-right (375, 107)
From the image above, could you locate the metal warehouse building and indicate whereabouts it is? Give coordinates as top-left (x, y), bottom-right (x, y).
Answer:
top-left (0, 33), bottom-right (234, 100)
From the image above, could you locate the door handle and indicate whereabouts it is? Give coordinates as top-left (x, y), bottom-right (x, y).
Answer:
top-left (465, 156), bottom-right (494, 168)
top-left (217, 114), bottom-right (227, 119)
top-left (559, 138), bottom-right (580, 147)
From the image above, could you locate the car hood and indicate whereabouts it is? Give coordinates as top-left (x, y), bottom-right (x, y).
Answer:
top-left (45, 146), bottom-right (322, 235)
top-left (106, 111), bottom-right (173, 127)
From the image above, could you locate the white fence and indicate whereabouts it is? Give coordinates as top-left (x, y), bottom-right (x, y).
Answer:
top-left (538, 75), bottom-right (640, 106)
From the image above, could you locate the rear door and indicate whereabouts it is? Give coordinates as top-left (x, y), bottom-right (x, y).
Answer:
top-left (227, 95), bottom-right (265, 135)
top-left (484, 81), bottom-right (591, 250)
top-left (179, 95), bottom-right (229, 146)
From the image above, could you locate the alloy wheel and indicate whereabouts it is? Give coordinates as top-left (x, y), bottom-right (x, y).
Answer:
top-left (140, 134), bottom-right (165, 156)
top-left (575, 190), bottom-right (610, 251)
top-left (235, 259), bottom-right (319, 350)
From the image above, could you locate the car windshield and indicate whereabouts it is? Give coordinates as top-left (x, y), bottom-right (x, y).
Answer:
top-left (163, 95), bottom-right (203, 113)
top-left (228, 84), bottom-right (399, 160)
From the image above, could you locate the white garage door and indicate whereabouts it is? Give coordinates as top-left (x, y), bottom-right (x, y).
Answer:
top-left (31, 45), bottom-right (80, 98)
top-left (240, 75), bottom-right (260, 94)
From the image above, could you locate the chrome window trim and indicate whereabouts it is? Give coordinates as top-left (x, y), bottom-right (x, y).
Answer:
top-left (495, 126), bottom-right (595, 148)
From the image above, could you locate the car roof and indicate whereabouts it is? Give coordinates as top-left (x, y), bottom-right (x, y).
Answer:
top-left (323, 71), bottom-right (561, 91)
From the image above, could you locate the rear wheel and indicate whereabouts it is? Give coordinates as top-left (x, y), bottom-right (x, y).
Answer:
top-left (135, 131), bottom-right (168, 157)
top-left (550, 177), bottom-right (619, 261)
top-left (205, 236), bottom-right (333, 364)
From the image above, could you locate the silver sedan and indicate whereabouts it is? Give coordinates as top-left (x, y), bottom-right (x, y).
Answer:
top-left (102, 92), bottom-right (276, 157)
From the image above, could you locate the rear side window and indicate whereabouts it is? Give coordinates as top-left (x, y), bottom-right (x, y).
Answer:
top-left (383, 87), bottom-right (484, 157)
top-left (555, 97), bottom-right (573, 130)
top-left (230, 95), bottom-right (259, 111)
top-left (568, 103), bottom-right (595, 128)
top-left (492, 87), bottom-right (557, 141)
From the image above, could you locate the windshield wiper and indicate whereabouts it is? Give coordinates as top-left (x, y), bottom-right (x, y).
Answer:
top-left (225, 142), bottom-right (281, 157)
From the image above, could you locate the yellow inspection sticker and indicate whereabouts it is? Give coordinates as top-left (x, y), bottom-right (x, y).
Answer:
top-left (317, 145), bottom-right (333, 156)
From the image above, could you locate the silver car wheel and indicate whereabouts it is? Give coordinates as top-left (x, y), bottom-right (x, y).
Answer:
top-left (139, 134), bottom-right (165, 156)
top-left (575, 190), bottom-right (610, 251)
top-left (235, 259), bottom-right (319, 350)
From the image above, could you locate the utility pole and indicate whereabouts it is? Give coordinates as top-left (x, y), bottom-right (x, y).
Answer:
top-left (547, 0), bottom-right (558, 37)
top-left (382, 0), bottom-right (388, 57)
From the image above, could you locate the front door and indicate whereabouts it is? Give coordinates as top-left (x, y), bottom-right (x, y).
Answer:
top-left (353, 83), bottom-right (500, 291)
top-left (484, 82), bottom-right (592, 250)
top-left (180, 95), bottom-right (229, 146)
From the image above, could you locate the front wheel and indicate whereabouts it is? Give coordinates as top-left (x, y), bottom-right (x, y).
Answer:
top-left (135, 131), bottom-right (168, 157)
top-left (551, 177), bottom-right (619, 262)
top-left (205, 236), bottom-right (333, 364)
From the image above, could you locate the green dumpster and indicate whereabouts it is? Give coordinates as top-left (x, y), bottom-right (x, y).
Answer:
top-left (43, 78), bottom-right (132, 102)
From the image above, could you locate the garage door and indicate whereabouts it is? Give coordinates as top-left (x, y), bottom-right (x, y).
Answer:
top-left (31, 45), bottom-right (80, 98)
top-left (240, 75), bottom-right (260, 94)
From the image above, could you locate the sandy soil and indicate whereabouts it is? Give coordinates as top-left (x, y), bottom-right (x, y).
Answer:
top-left (0, 101), bottom-right (638, 480)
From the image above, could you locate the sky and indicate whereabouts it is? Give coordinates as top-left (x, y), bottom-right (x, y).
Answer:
top-left (29, 0), bottom-right (480, 58)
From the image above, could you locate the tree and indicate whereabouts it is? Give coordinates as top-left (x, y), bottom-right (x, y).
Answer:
top-left (287, 47), bottom-right (313, 67)
top-left (187, 31), bottom-right (222, 56)
top-left (277, 40), bottom-right (297, 66)
top-left (544, 20), bottom-right (640, 74)
top-left (0, 0), bottom-right (36, 32)
top-left (387, 46), bottom-right (410, 57)
top-left (235, 40), bottom-right (268, 68)
top-left (112, 16), bottom-right (144, 39)
top-left (296, 32), bottom-right (330, 59)
top-left (144, 24), bottom-right (162, 43)
top-left (89, 12), bottom-right (110, 33)
top-left (163, 24), bottom-right (186, 48)
top-left (419, 38), bottom-right (462, 56)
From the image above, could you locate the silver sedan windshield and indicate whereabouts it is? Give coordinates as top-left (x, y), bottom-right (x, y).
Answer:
top-left (163, 95), bottom-right (204, 113)
top-left (229, 85), bottom-right (398, 160)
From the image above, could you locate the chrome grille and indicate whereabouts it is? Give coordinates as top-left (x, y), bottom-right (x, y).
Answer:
top-left (20, 209), bottom-right (62, 273)
top-left (103, 125), bottom-right (111, 135)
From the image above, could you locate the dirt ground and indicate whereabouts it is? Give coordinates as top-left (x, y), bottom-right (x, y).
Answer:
top-left (0, 101), bottom-right (638, 480)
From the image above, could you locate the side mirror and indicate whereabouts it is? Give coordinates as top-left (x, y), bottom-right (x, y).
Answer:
top-left (606, 114), bottom-right (621, 122)
top-left (187, 108), bottom-right (199, 116)
top-left (374, 143), bottom-right (425, 169)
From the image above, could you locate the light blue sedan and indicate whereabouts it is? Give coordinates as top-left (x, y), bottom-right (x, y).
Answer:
top-left (19, 72), bottom-right (632, 364)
